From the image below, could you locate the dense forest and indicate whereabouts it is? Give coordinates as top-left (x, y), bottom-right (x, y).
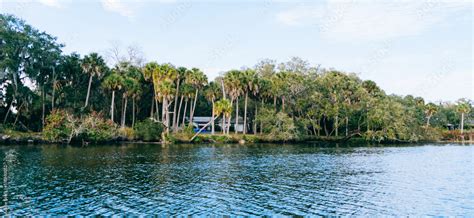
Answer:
top-left (1, 14), bottom-right (472, 143)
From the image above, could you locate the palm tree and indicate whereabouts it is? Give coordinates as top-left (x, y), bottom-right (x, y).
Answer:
top-left (424, 103), bottom-right (438, 127)
top-left (154, 64), bottom-right (177, 132)
top-left (130, 80), bottom-right (142, 128)
top-left (204, 82), bottom-right (221, 134)
top-left (102, 72), bottom-right (123, 122)
top-left (457, 100), bottom-right (471, 135)
top-left (215, 99), bottom-right (232, 134)
top-left (224, 70), bottom-right (243, 133)
top-left (120, 77), bottom-right (139, 128)
top-left (190, 98), bottom-right (230, 141)
top-left (180, 84), bottom-right (195, 128)
top-left (143, 62), bottom-right (160, 120)
top-left (240, 69), bottom-right (259, 134)
top-left (81, 53), bottom-right (105, 109)
top-left (186, 68), bottom-right (207, 124)
top-left (172, 67), bottom-right (187, 131)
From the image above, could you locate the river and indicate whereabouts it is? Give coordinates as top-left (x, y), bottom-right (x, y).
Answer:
top-left (0, 143), bottom-right (472, 216)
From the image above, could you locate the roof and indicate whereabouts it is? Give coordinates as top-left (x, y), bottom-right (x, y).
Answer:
top-left (187, 116), bottom-right (244, 124)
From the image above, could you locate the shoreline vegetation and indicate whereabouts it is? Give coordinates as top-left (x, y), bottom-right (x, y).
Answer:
top-left (1, 126), bottom-right (473, 145)
top-left (1, 14), bottom-right (473, 146)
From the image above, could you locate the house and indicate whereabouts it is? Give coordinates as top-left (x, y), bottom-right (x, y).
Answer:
top-left (186, 116), bottom-right (245, 133)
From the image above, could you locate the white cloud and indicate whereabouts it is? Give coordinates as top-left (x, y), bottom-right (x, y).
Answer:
top-left (100, 0), bottom-right (177, 18)
top-left (276, 1), bottom-right (471, 41)
top-left (37, 0), bottom-right (63, 8)
top-left (101, 0), bottom-right (140, 18)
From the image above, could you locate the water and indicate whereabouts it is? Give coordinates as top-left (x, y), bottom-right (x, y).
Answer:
top-left (0, 143), bottom-right (472, 216)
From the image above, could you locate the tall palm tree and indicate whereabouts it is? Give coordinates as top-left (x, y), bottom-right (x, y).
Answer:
top-left (457, 100), bottom-right (471, 135)
top-left (224, 70), bottom-right (243, 133)
top-left (130, 80), bottom-right (142, 128)
top-left (143, 62), bottom-right (160, 120)
top-left (172, 67), bottom-right (187, 131)
top-left (186, 68), bottom-right (207, 124)
top-left (180, 84), bottom-right (195, 128)
top-left (154, 64), bottom-right (177, 132)
top-left (120, 77), bottom-right (139, 128)
top-left (81, 53), bottom-right (106, 109)
top-left (424, 103), bottom-right (438, 127)
top-left (102, 72), bottom-right (123, 122)
top-left (240, 69), bottom-right (259, 134)
top-left (204, 82), bottom-right (221, 134)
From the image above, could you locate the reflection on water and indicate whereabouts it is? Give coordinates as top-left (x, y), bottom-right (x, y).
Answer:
top-left (0, 143), bottom-right (473, 216)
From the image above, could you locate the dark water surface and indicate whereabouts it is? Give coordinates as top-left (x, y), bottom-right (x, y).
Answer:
top-left (0, 143), bottom-right (472, 216)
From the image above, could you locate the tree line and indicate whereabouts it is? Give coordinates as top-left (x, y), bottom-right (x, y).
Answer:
top-left (1, 14), bottom-right (472, 142)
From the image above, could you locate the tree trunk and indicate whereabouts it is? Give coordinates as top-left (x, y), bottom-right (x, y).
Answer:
top-left (190, 115), bottom-right (218, 141)
top-left (132, 98), bottom-right (136, 128)
top-left (150, 94), bottom-right (154, 118)
top-left (121, 97), bottom-right (128, 128)
top-left (366, 109), bottom-right (370, 132)
top-left (110, 91), bottom-right (115, 122)
top-left (176, 95), bottom-right (184, 131)
top-left (235, 96), bottom-right (239, 134)
top-left (13, 102), bottom-right (24, 127)
top-left (51, 67), bottom-right (56, 110)
top-left (461, 113), bottom-right (465, 135)
top-left (182, 98), bottom-right (188, 127)
top-left (162, 98), bottom-right (166, 122)
top-left (84, 74), bottom-right (93, 108)
top-left (188, 97), bottom-right (194, 124)
top-left (323, 117), bottom-right (329, 136)
top-left (317, 119), bottom-right (321, 136)
top-left (163, 97), bottom-right (169, 133)
top-left (42, 84), bottom-right (45, 128)
top-left (260, 99), bottom-right (264, 134)
top-left (155, 98), bottom-right (160, 121)
top-left (254, 102), bottom-right (257, 135)
top-left (426, 116), bottom-right (431, 127)
top-left (227, 100), bottom-right (233, 134)
top-left (190, 89), bottom-right (198, 123)
top-left (222, 114), bottom-right (226, 134)
top-left (227, 114), bottom-right (232, 135)
top-left (273, 96), bottom-right (276, 108)
top-left (211, 99), bottom-right (215, 134)
top-left (282, 96), bottom-right (285, 112)
top-left (3, 100), bottom-right (12, 124)
top-left (345, 116), bottom-right (349, 136)
top-left (243, 92), bottom-right (248, 134)
top-left (335, 115), bottom-right (339, 137)
top-left (172, 80), bottom-right (180, 131)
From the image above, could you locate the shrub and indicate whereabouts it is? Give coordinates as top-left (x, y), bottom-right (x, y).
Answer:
top-left (43, 109), bottom-right (75, 141)
top-left (78, 112), bottom-right (119, 142)
top-left (257, 108), bottom-right (297, 141)
top-left (119, 127), bottom-right (135, 140)
top-left (441, 129), bottom-right (463, 141)
top-left (134, 118), bottom-right (164, 141)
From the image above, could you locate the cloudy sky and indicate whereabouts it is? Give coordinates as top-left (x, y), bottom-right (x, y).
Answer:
top-left (0, 0), bottom-right (472, 102)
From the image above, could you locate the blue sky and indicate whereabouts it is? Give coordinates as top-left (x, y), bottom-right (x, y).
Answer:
top-left (1, 0), bottom-right (472, 102)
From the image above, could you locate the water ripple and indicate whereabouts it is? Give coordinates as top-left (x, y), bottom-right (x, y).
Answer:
top-left (0, 143), bottom-right (472, 216)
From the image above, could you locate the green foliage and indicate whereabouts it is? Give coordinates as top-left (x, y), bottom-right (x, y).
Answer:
top-left (257, 108), bottom-right (297, 141)
top-left (183, 123), bottom-right (195, 135)
top-left (43, 109), bottom-right (74, 141)
top-left (133, 119), bottom-right (164, 141)
top-left (43, 110), bottom-right (118, 143)
top-left (80, 112), bottom-right (119, 142)
top-left (1, 15), bottom-right (472, 144)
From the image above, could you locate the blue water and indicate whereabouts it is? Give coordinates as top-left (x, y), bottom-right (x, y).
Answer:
top-left (0, 143), bottom-right (473, 216)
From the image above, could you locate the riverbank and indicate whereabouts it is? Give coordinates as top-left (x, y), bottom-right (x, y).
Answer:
top-left (1, 129), bottom-right (472, 145)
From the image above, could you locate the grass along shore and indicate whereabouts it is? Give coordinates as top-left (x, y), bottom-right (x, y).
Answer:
top-left (1, 127), bottom-right (472, 145)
